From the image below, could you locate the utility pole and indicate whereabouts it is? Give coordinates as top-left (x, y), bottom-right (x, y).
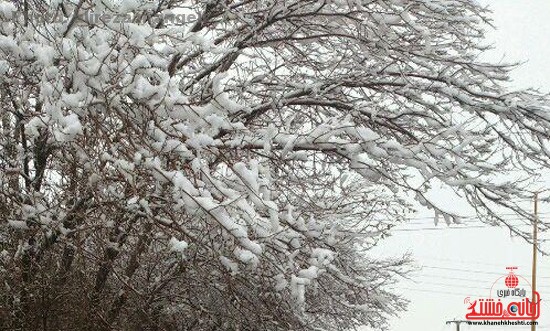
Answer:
top-left (531, 192), bottom-right (538, 331)
top-left (446, 320), bottom-right (466, 331)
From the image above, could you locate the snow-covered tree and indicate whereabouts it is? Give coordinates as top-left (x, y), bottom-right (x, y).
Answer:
top-left (0, 0), bottom-right (549, 330)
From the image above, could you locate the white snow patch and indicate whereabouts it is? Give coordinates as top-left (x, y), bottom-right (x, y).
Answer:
top-left (8, 220), bottom-right (29, 230)
top-left (220, 256), bottom-right (239, 275)
top-left (169, 237), bottom-right (188, 253)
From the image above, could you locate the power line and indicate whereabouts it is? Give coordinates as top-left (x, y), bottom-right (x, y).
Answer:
top-left (393, 284), bottom-right (550, 303)
top-left (412, 274), bottom-right (550, 288)
top-left (392, 286), bottom-right (484, 297)
top-left (407, 280), bottom-right (493, 291)
top-left (399, 212), bottom-right (550, 222)
top-left (404, 216), bottom-right (540, 224)
top-left (402, 220), bottom-right (533, 226)
top-left (391, 226), bottom-right (550, 237)
top-left (401, 278), bottom-right (550, 290)
top-left (411, 255), bottom-right (550, 271)
top-left (396, 218), bottom-right (550, 234)
top-left (398, 217), bottom-right (549, 227)
top-left (392, 219), bottom-right (550, 230)
top-left (414, 273), bottom-right (495, 284)
top-left (393, 225), bottom-right (490, 232)
top-left (419, 265), bottom-right (550, 279)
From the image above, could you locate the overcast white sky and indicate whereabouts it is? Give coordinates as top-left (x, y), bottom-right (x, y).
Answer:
top-left (363, 1), bottom-right (550, 331)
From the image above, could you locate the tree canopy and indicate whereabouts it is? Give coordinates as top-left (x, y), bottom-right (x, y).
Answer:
top-left (1, 1), bottom-right (549, 330)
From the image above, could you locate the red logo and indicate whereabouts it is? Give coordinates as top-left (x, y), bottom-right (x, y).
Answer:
top-left (464, 267), bottom-right (541, 320)
top-left (504, 267), bottom-right (519, 288)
